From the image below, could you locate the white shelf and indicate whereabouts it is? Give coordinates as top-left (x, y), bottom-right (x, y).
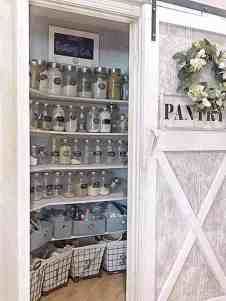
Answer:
top-left (30, 89), bottom-right (128, 105)
top-left (31, 193), bottom-right (127, 211)
top-left (51, 230), bottom-right (126, 241)
top-left (30, 164), bottom-right (127, 172)
top-left (30, 129), bottom-right (128, 137)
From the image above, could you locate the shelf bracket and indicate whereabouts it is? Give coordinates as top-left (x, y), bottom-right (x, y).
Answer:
top-left (151, 0), bottom-right (157, 41)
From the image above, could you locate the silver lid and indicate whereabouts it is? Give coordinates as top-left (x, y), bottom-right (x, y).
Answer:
top-left (94, 66), bottom-right (107, 74)
top-left (48, 62), bottom-right (61, 69)
top-left (109, 68), bottom-right (121, 74)
top-left (62, 64), bottom-right (77, 72)
top-left (80, 66), bottom-right (92, 73)
top-left (37, 59), bottom-right (47, 66)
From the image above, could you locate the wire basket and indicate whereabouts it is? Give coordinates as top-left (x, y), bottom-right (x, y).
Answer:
top-left (30, 260), bottom-right (46, 301)
top-left (103, 240), bottom-right (127, 272)
top-left (42, 248), bottom-right (73, 293)
top-left (70, 243), bottom-right (106, 281)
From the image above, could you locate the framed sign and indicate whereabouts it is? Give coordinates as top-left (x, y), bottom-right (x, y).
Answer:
top-left (160, 94), bottom-right (226, 130)
top-left (49, 26), bottom-right (99, 66)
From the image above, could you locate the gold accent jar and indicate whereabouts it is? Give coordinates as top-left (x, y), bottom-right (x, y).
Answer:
top-left (108, 68), bottom-right (122, 100)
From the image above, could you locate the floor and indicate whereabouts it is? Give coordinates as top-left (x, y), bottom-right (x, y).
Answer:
top-left (42, 272), bottom-right (126, 301)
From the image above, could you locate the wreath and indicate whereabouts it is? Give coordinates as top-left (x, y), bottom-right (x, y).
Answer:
top-left (173, 39), bottom-right (226, 112)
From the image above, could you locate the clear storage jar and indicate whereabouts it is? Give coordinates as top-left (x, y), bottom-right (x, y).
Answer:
top-left (108, 68), bottom-right (122, 100)
top-left (62, 65), bottom-right (78, 97)
top-left (78, 67), bottom-right (92, 98)
top-left (92, 67), bottom-right (108, 99)
top-left (30, 59), bottom-right (40, 90)
top-left (39, 60), bottom-right (48, 93)
top-left (48, 62), bottom-right (62, 95)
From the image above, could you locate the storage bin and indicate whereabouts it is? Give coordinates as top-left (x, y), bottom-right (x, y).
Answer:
top-left (42, 248), bottom-right (73, 293)
top-left (31, 221), bottom-right (53, 251)
top-left (30, 260), bottom-right (46, 301)
top-left (72, 218), bottom-right (105, 236)
top-left (105, 215), bottom-right (127, 233)
top-left (70, 243), bottom-right (106, 280)
top-left (103, 240), bottom-right (127, 272)
top-left (53, 220), bottom-right (72, 239)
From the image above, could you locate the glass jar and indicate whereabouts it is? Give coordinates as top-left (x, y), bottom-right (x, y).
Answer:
top-left (65, 105), bottom-right (77, 132)
top-left (52, 104), bottom-right (65, 132)
top-left (30, 101), bottom-right (40, 129)
top-left (92, 67), bottom-right (108, 99)
top-left (118, 114), bottom-right (128, 133)
top-left (108, 68), bottom-right (122, 100)
top-left (63, 172), bottom-right (75, 198)
top-left (51, 137), bottom-right (59, 164)
top-left (59, 138), bottom-right (71, 164)
top-left (71, 139), bottom-right (82, 165)
top-left (62, 65), bottom-right (78, 97)
top-left (106, 139), bottom-right (116, 164)
top-left (122, 74), bottom-right (129, 100)
top-left (53, 171), bottom-right (63, 197)
top-left (78, 67), bottom-right (92, 98)
top-left (117, 140), bottom-right (128, 164)
top-left (83, 139), bottom-right (90, 164)
top-left (108, 104), bottom-right (120, 133)
top-left (38, 145), bottom-right (49, 165)
top-left (74, 171), bottom-right (88, 197)
top-left (30, 59), bottom-right (40, 90)
top-left (39, 60), bottom-right (48, 93)
top-left (100, 106), bottom-right (111, 133)
top-left (41, 103), bottom-right (52, 130)
top-left (92, 139), bottom-right (102, 164)
top-left (30, 173), bottom-right (43, 202)
top-left (88, 171), bottom-right (100, 197)
top-left (100, 170), bottom-right (110, 196)
top-left (87, 106), bottom-right (100, 133)
top-left (78, 105), bottom-right (86, 132)
top-left (30, 145), bottom-right (39, 166)
top-left (48, 62), bottom-right (62, 95)
top-left (43, 172), bottom-right (53, 198)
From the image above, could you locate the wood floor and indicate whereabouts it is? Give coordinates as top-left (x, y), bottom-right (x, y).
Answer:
top-left (42, 272), bottom-right (126, 301)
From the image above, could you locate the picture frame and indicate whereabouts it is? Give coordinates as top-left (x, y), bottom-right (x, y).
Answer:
top-left (49, 25), bottom-right (99, 66)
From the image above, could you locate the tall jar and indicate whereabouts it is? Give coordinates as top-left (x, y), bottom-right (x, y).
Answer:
top-left (39, 60), bottom-right (48, 93)
top-left (52, 105), bottom-right (65, 132)
top-left (92, 67), bottom-right (108, 99)
top-left (108, 68), bottom-right (122, 100)
top-left (59, 138), bottom-right (72, 164)
top-left (30, 59), bottom-right (40, 90)
top-left (74, 171), bottom-right (88, 197)
top-left (122, 73), bottom-right (129, 100)
top-left (48, 62), bottom-right (62, 95)
top-left (62, 65), bottom-right (78, 97)
top-left (78, 67), bottom-right (92, 98)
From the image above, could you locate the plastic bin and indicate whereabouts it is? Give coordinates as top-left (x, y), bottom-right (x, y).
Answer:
top-left (103, 240), bottom-right (127, 272)
top-left (52, 220), bottom-right (72, 239)
top-left (31, 221), bottom-right (53, 251)
top-left (70, 243), bottom-right (106, 281)
top-left (72, 218), bottom-right (105, 237)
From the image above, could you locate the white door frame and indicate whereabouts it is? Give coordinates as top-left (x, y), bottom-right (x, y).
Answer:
top-left (15, 1), bottom-right (146, 301)
top-left (142, 3), bottom-right (226, 301)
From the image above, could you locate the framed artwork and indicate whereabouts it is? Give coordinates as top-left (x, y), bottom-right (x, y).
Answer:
top-left (49, 25), bottom-right (99, 66)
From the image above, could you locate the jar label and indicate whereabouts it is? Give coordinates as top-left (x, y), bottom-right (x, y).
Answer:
top-left (93, 182), bottom-right (100, 188)
top-left (46, 185), bottom-right (53, 192)
top-left (40, 73), bottom-right (48, 80)
top-left (51, 151), bottom-right (59, 157)
top-left (108, 151), bottom-right (116, 157)
top-left (54, 184), bottom-right (63, 190)
top-left (54, 77), bottom-right (62, 85)
top-left (73, 151), bottom-right (82, 157)
top-left (81, 184), bottom-right (88, 189)
top-left (120, 151), bottom-right (127, 157)
top-left (93, 151), bottom-right (102, 156)
top-left (43, 116), bottom-right (52, 122)
top-left (98, 82), bottom-right (106, 90)
top-left (103, 119), bottom-right (111, 124)
top-left (56, 116), bottom-right (65, 122)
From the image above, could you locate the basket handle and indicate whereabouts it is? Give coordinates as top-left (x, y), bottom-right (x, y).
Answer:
top-left (31, 260), bottom-right (42, 271)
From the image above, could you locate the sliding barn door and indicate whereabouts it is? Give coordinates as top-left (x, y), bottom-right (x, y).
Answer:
top-left (141, 4), bottom-right (226, 301)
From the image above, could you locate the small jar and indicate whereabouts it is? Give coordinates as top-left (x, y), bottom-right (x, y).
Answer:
top-left (62, 65), bottom-right (78, 97)
top-left (51, 137), bottom-right (59, 164)
top-left (53, 171), bottom-right (63, 197)
top-left (118, 114), bottom-right (128, 133)
top-left (39, 60), bottom-right (48, 93)
top-left (30, 145), bottom-right (39, 166)
top-left (100, 106), bottom-right (111, 133)
top-left (30, 173), bottom-right (43, 202)
top-left (52, 105), bottom-right (65, 132)
top-left (122, 74), bottom-right (129, 100)
top-left (30, 101), bottom-right (40, 129)
top-left (65, 105), bottom-right (77, 132)
top-left (78, 67), bottom-right (92, 98)
top-left (30, 59), bottom-right (40, 90)
top-left (63, 172), bottom-right (75, 198)
top-left (59, 138), bottom-right (71, 164)
top-left (86, 106), bottom-right (100, 133)
top-left (48, 62), bottom-right (62, 95)
top-left (92, 67), bottom-right (108, 99)
top-left (71, 139), bottom-right (82, 165)
top-left (74, 171), bottom-right (88, 197)
top-left (43, 172), bottom-right (53, 198)
top-left (88, 171), bottom-right (100, 197)
top-left (41, 103), bottom-right (52, 130)
top-left (108, 68), bottom-right (122, 100)
top-left (100, 170), bottom-right (110, 196)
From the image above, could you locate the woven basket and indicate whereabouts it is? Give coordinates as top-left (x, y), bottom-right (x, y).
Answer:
top-left (30, 260), bottom-right (46, 301)
top-left (103, 240), bottom-right (127, 272)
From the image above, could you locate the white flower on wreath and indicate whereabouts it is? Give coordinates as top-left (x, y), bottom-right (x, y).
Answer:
top-left (193, 41), bottom-right (201, 48)
top-left (197, 49), bottom-right (206, 58)
top-left (202, 98), bottom-right (211, 107)
top-left (216, 98), bottom-right (223, 106)
top-left (190, 58), bottom-right (206, 72)
top-left (188, 84), bottom-right (208, 99)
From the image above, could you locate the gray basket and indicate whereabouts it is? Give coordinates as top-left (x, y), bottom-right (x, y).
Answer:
top-left (31, 221), bottom-right (53, 251)
top-left (53, 220), bottom-right (72, 239)
top-left (30, 260), bottom-right (46, 301)
top-left (72, 218), bottom-right (105, 237)
top-left (103, 240), bottom-right (127, 272)
top-left (106, 215), bottom-right (127, 233)
top-left (70, 243), bottom-right (106, 280)
top-left (42, 248), bottom-right (73, 293)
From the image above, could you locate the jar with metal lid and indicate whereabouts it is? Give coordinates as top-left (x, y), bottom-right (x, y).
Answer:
top-left (74, 171), bottom-right (88, 197)
top-left (38, 60), bottom-right (48, 93)
top-left (108, 68), bottom-right (122, 100)
top-left (48, 62), bottom-right (62, 95)
top-left (30, 59), bottom-right (40, 90)
top-left (59, 138), bottom-right (72, 164)
top-left (62, 65), bottom-right (78, 97)
top-left (122, 74), bottom-right (129, 100)
top-left (52, 104), bottom-right (65, 132)
top-left (78, 67), bottom-right (92, 98)
top-left (92, 67), bottom-right (108, 99)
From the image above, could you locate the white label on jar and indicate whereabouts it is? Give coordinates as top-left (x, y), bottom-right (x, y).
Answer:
top-left (65, 119), bottom-right (77, 132)
top-left (30, 156), bottom-right (38, 166)
top-left (88, 185), bottom-right (99, 197)
top-left (100, 186), bottom-right (110, 196)
top-left (92, 80), bottom-right (107, 99)
top-left (48, 76), bottom-right (62, 95)
top-left (71, 158), bottom-right (81, 165)
top-left (63, 85), bottom-right (78, 97)
top-left (39, 71), bottom-right (48, 93)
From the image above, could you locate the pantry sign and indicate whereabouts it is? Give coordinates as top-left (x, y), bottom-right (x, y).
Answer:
top-left (160, 95), bottom-right (226, 129)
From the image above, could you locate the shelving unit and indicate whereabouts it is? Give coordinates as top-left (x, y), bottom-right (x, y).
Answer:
top-left (31, 164), bottom-right (127, 172)
top-left (30, 129), bottom-right (128, 137)
top-left (31, 192), bottom-right (127, 211)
